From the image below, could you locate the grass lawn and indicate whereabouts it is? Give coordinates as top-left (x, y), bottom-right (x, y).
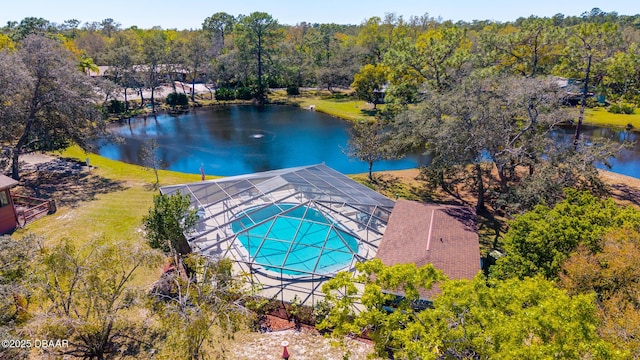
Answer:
top-left (18, 146), bottom-right (204, 243)
top-left (584, 107), bottom-right (640, 129)
top-left (14, 146), bottom-right (207, 286)
top-left (270, 89), bottom-right (379, 122)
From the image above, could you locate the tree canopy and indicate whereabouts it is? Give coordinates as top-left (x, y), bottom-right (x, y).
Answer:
top-left (0, 35), bottom-right (104, 179)
top-left (491, 189), bottom-right (640, 280)
top-left (319, 259), bottom-right (618, 359)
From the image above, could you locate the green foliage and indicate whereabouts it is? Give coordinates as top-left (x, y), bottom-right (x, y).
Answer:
top-left (491, 189), bottom-right (640, 280)
top-left (0, 234), bottom-right (40, 326)
top-left (321, 260), bottom-right (615, 359)
top-left (0, 35), bottom-right (103, 179)
top-left (106, 99), bottom-right (125, 114)
top-left (140, 137), bottom-right (161, 187)
top-left (345, 119), bottom-right (397, 181)
top-left (166, 92), bottom-right (189, 107)
top-left (143, 191), bottom-right (198, 255)
top-left (319, 259), bottom-right (445, 355)
top-left (151, 255), bottom-right (251, 359)
top-left (286, 86), bottom-right (300, 96)
top-left (561, 229), bottom-right (640, 357)
top-left (235, 86), bottom-right (254, 100)
top-left (214, 86), bottom-right (236, 101)
top-left (30, 237), bottom-right (162, 359)
top-left (351, 63), bottom-right (387, 108)
top-left (394, 74), bottom-right (574, 212)
top-left (233, 12), bottom-right (282, 103)
top-left (427, 275), bottom-right (618, 359)
top-left (479, 18), bottom-right (560, 77)
top-left (608, 102), bottom-right (636, 114)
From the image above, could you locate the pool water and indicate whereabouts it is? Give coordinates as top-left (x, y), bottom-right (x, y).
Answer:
top-left (231, 204), bottom-right (359, 276)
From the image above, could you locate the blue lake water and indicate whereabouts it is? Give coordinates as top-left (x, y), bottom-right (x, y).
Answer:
top-left (98, 106), bottom-right (640, 179)
top-left (99, 105), bottom-right (430, 176)
top-left (554, 125), bottom-right (640, 179)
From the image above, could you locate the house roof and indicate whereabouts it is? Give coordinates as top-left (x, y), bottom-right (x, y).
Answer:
top-left (0, 174), bottom-right (18, 191)
top-left (375, 199), bottom-right (480, 299)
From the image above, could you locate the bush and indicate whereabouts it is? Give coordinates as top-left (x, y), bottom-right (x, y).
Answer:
top-left (107, 99), bottom-right (125, 114)
top-left (608, 102), bottom-right (636, 114)
top-left (286, 86), bottom-right (300, 96)
top-left (235, 86), bottom-right (254, 100)
top-left (214, 87), bottom-right (235, 101)
top-left (166, 92), bottom-right (188, 107)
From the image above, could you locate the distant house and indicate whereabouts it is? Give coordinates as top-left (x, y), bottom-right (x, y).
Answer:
top-left (88, 65), bottom-right (207, 83)
top-left (375, 199), bottom-right (481, 303)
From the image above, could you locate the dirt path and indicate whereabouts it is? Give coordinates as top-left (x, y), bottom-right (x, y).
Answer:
top-left (229, 329), bottom-right (377, 360)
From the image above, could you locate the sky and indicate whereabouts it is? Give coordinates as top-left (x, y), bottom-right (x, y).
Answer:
top-left (1, 0), bottom-right (639, 29)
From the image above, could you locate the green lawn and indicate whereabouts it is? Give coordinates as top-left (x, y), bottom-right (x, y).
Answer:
top-left (15, 146), bottom-right (210, 285)
top-left (19, 146), bottom-right (204, 245)
top-left (584, 107), bottom-right (640, 129)
top-left (271, 89), bottom-right (379, 122)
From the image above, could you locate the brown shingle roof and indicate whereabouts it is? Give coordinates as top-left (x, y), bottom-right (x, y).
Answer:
top-left (376, 199), bottom-right (480, 299)
top-left (0, 174), bottom-right (18, 191)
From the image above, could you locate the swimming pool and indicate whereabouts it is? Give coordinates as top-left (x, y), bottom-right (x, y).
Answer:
top-left (231, 203), bottom-right (359, 277)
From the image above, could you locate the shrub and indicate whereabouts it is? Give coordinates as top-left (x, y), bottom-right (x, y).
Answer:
top-left (286, 86), bottom-right (300, 96)
top-left (214, 87), bottom-right (235, 101)
top-left (608, 102), bottom-right (636, 114)
top-left (166, 92), bottom-right (188, 107)
top-left (235, 86), bottom-right (254, 100)
top-left (107, 99), bottom-right (125, 114)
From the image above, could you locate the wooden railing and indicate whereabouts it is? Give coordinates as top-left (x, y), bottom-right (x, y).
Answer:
top-left (12, 195), bottom-right (56, 227)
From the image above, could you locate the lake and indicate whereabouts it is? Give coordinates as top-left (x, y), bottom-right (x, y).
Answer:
top-left (98, 105), bottom-right (430, 176)
top-left (98, 106), bottom-right (640, 179)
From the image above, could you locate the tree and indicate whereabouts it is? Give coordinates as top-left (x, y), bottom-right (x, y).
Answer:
top-left (0, 35), bottom-right (104, 180)
top-left (390, 76), bottom-right (497, 210)
top-left (561, 229), bottom-right (640, 357)
top-left (151, 255), bottom-right (251, 359)
top-left (140, 29), bottom-right (168, 113)
top-left (490, 189), bottom-right (640, 280)
top-left (180, 31), bottom-right (211, 102)
top-left (318, 259), bottom-right (445, 357)
top-left (602, 43), bottom-right (640, 102)
top-left (356, 16), bottom-right (397, 64)
top-left (383, 25), bottom-right (471, 96)
top-left (315, 44), bottom-right (363, 92)
top-left (9, 17), bottom-right (53, 41)
top-left (99, 18), bottom-right (120, 38)
top-left (143, 191), bottom-right (198, 257)
top-left (0, 234), bottom-right (39, 323)
top-left (390, 74), bottom-right (612, 213)
top-left (103, 31), bottom-right (140, 112)
top-left (351, 63), bottom-right (387, 109)
top-left (320, 260), bottom-right (614, 359)
top-left (345, 120), bottom-right (396, 181)
top-left (555, 22), bottom-right (621, 144)
top-left (140, 138), bottom-right (162, 187)
top-left (0, 234), bottom-right (39, 360)
top-left (202, 12), bottom-right (236, 56)
top-left (234, 12), bottom-right (282, 103)
top-left (479, 17), bottom-right (561, 77)
top-left (428, 275), bottom-right (616, 359)
top-left (29, 238), bottom-right (162, 359)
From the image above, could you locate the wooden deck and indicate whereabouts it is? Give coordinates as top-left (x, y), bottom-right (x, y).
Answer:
top-left (13, 195), bottom-right (56, 227)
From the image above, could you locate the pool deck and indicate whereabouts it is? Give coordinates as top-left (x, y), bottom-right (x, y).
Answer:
top-left (189, 188), bottom-right (386, 306)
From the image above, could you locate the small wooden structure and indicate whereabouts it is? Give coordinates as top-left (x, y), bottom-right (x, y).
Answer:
top-left (0, 175), bottom-right (20, 234)
top-left (0, 174), bottom-right (55, 234)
